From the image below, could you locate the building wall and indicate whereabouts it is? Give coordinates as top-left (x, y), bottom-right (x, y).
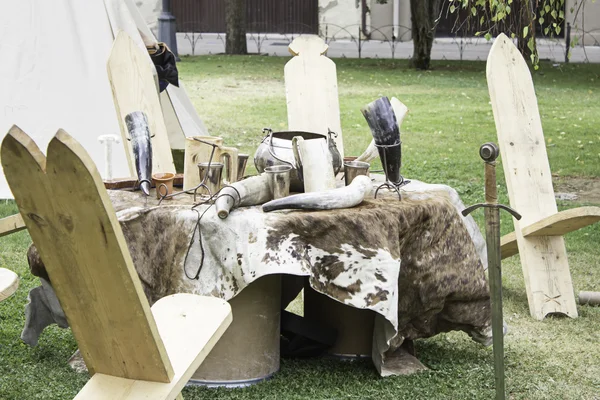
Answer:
top-left (318, 0), bottom-right (412, 41)
top-left (567, 0), bottom-right (600, 45)
top-left (368, 0), bottom-right (411, 41)
top-left (318, 0), bottom-right (363, 38)
top-left (137, 0), bottom-right (598, 46)
top-left (368, 1), bottom-right (393, 40)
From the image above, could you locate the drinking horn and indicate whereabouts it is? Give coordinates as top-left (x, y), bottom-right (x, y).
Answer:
top-left (125, 111), bottom-right (153, 196)
top-left (215, 174), bottom-right (272, 219)
top-left (262, 175), bottom-right (372, 212)
top-left (360, 96), bottom-right (402, 185)
top-left (357, 97), bottom-right (408, 163)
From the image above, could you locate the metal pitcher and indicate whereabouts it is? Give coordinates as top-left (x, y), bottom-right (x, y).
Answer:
top-left (253, 128), bottom-right (342, 192)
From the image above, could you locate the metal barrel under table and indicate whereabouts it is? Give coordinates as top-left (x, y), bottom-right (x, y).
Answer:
top-left (303, 282), bottom-right (375, 359)
top-left (188, 274), bottom-right (282, 387)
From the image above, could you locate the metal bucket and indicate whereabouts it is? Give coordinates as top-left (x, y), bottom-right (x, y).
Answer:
top-left (188, 274), bottom-right (282, 387)
top-left (303, 283), bottom-right (374, 359)
top-left (253, 129), bottom-right (341, 192)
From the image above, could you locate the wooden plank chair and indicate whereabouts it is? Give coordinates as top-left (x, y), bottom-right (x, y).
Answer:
top-left (0, 268), bottom-right (18, 302)
top-left (1, 125), bottom-right (232, 399)
top-left (487, 33), bottom-right (600, 320)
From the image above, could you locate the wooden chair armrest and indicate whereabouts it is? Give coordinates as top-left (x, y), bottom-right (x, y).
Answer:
top-left (500, 206), bottom-right (600, 260)
top-left (0, 213), bottom-right (25, 238)
top-left (521, 206), bottom-right (600, 237)
top-left (500, 232), bottom-right (518, 259)
top-left (0, 268), bottom-right (18, 302)
top-left (75, 294), bottom-right (232, 400)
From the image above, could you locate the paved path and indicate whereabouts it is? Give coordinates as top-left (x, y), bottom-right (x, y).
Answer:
top-left (176, 33), bottom-right (600, 63)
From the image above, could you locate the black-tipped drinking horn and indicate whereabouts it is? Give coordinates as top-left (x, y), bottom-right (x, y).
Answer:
top-left (125, 111), bottom-right (153, 196)
top-left (361, 96), bottom-right (402, 185)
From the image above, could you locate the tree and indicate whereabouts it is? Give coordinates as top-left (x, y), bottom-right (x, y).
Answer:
top-left (225, 0), bottom-right (247, 54)
top-left (448, 0), bottom-right (574, 68)
top-left (410, 0), bottom-right (443, 70)
top-left (376, 0), bottom-right (443, 70)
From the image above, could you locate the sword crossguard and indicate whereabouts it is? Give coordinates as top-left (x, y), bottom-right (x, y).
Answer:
top-left (461, 203), bottom-right (522, 220)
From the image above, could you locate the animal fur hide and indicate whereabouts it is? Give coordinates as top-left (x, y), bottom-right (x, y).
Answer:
top-left (25, 177), bottom-right (491, 377)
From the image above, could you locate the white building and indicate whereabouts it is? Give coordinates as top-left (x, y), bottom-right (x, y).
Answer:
top-left (319, 0), bottom-right (600, 45)
top-left (136, 0), bottom-right (599, 46)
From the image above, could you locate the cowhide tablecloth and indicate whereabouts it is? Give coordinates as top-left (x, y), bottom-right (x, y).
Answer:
top-left (98, 175), bottom-right (492, 377)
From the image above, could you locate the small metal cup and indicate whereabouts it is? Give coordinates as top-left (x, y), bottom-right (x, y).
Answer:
top-left (344, 161), bottom-right (370, 186)
top-left (198, 162), bottom-right (224, 196)
top-left (237, 154), bottom-right (249, 181)
top-left (265, 165), bottom-right (292, 199)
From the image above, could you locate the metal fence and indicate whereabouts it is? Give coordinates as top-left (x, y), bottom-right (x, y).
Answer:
top-left (178, 22), bottom-right (599, 63)
top-left (172, 0), bottom-right (318, 34)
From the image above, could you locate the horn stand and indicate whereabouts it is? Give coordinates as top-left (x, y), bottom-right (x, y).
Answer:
top-left (373, 142), bottom-right (410, 200)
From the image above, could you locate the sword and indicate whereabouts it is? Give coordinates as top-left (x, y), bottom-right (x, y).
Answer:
top-left (462, 142), bottom-right (522, 400)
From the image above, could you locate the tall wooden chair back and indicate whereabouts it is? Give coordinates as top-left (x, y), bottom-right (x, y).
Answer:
top-left (107, 30), bottom-right (176, 177)
top-left (1, 125), bottom-right (173, 382)
top-left (284, 35), bottom-right (345, 158)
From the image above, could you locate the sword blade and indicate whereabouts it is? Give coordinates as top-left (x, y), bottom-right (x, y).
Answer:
top-left (484, 159), bottom-right (505, 400)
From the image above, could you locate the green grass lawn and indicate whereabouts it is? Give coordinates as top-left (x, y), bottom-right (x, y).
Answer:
top-left (1, 56), bottom-right (599, 399)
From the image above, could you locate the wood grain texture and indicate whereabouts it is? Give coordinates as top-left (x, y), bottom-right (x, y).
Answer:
top-left (500, 231), bottom-right (518, 259)
top-left (500, 206), bottom-right (600, 259)
top-left (285, 35), bottom-right (344, 158)
top-left (0, 126), bottom-right (174, 382)
top-left (487, 33), bottom-right (577, 320)
top-left (0, 268), bottom-right (18, 302)
top-left (107, 31), bottom-right (176, 178)
top-left (182, 136), bottom-right (241, 191)
top-left (521, 206), bottom-right (600, 237)
top-left (74, 294), bottom-right (232, 400)
top-left (0, 213), bottom-right (25, 238)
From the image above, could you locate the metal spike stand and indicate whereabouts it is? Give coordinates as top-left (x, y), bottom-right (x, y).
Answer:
top-left (373, 142), bottom-right (410, 200)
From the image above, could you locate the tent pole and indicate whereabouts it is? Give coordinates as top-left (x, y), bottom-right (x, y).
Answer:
top-left (158, 0), bottom-right (179, 58)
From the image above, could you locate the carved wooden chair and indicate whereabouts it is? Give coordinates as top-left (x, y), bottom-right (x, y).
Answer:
top-left (1, 126), bottom-right (232, 399)
top-left (487, 33), bottom-right (600, 320)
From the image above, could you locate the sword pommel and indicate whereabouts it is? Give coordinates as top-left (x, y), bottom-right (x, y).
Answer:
top-left (480, 142), bottom-right (499, 162)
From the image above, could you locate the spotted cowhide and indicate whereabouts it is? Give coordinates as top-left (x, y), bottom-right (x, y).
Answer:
top-left (24, 177), bottom-right (492, 377)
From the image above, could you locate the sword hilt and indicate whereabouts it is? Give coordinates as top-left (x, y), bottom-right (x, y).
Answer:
top-left (482, 142), bottom-right (499, 205)
top-left (462, 142), bottom-right (522, 220)
top-left (462, 203), bottom-right (522, 220)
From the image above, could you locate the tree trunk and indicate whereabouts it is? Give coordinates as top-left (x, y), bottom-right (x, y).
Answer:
top-left (410, 0), bottom-right (442, 70)
top-left (225, 0), bottom-right (247, 55)
top-left (516, 0), bottom-right (537, 65)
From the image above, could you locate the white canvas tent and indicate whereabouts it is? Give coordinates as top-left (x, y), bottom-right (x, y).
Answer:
top-left (0, 0), bottom-right (208, 199)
